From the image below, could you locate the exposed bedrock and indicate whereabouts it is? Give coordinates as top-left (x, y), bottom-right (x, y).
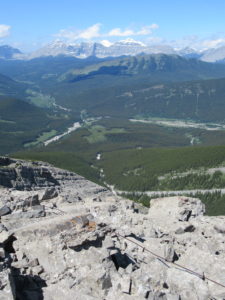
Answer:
top-left (0, 157), bottom-right (225, 299)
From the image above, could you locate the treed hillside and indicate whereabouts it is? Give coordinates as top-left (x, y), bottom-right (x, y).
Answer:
top-left (87, 77), bottom-right (225, 122)
top-left (0, 96), bottom-right (72, 154)
top-left (1, 54), bottom-right (225, 117)
top-left (2, 54), bottom-right (225, 113)
top-left (97, 145), bottom-right (225, 191)
top-left (46, 75), bottom-right (225, 123)
top-left (0, 73), bottom-right (27, 99)
top-left (14, 142), bottom-right (225, 217)
top-left (28, 55), bottom-right (225, 123)
top-left (46, 55), bottom-right (225, 115)
top-left (0, 56), bottom-right (115, 86)
top-left (60, 54), bottom-right (225, 82)
top-left (2, 54), bottom-right (225, 155)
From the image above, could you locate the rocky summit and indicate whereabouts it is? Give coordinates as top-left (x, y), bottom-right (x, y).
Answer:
top-left (0, 157), bottom-right (225, 300)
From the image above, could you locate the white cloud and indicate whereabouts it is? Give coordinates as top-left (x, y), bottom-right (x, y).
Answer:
top-left (107, 24), bottom-right (159, 37)
top-left (78, 23), bottom-right (101, 39)
top-left (56, 23), bottom-right (101, 41)
top-left (202, 38), bottom-right (225, 48)
top-left (166, 35), bottom-right (225, 51)
top-left (0, 24), bottom-right (11, 38)
top-left (137, 24), bottom-right (159, 35)
top-left (149, 23), bottom-right (159, 30)
top-left (54, 23), bottom-right (225, 52)
top-left (108, 28), bottom-right (134, 37)
top-left (55, 23), bottom-right (159, 41)
top-left (145, 36), bottom-right (164, 44)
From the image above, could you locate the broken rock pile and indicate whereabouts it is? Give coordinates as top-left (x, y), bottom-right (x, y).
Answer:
top-left (0, 157), bottom-right (225, 300)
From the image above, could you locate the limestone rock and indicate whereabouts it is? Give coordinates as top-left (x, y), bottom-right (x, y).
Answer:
top-left (0, 270), bottom-right (16, 300)
top-left (214, 224), bottom-right (225, 234)
top-left (0, 205), bottom-right (11, 217)
top-left (0, 229), bottom-right (11, 244)
top-left (39, 187), bottom-right (58, 201)
top-left (148, 196), bottom-right (205, 228)
top-left (0, 157), bottom-right (224, 300)
top-left (164, 244), bottom-right (179, 263)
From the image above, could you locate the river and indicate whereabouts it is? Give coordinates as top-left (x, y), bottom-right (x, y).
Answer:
top-left (44, 122), bottom-right (81, 146)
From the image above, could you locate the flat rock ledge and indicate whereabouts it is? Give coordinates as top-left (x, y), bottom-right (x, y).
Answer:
top-left (0, 157), bottom-right (225, 300)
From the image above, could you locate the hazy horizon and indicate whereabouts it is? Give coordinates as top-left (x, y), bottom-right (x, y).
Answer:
top-left (1, 0), bottom-right (225, 52)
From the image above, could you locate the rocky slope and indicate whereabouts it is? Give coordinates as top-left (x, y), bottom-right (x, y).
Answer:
top-left (0, 157), bottom-right (225, 299)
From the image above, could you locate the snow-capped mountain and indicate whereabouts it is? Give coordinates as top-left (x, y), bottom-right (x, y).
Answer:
top-left (4, 39), bottom-right (225, 62)
top-left (176, 47), bottom-right (202, 59)
top-left (96, 38), bottom-right (175, 58)
top-left (26, 38), bottom-right (176, 59)
top-left (28, 40), bottom-right (95, 59)
top-left (95, 38), bottom-right (147, 58)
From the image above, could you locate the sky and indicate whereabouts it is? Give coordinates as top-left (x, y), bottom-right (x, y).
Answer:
top-left (1, 0), bottom-right (225, 51)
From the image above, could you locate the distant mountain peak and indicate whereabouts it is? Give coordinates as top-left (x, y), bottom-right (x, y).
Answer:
top-left (177, 46), bottom-right (197, 53)
top-left (0, 45), bottom-right (22, 59)
top-left (6, 39), bottom-right (225, 62)
top-left (26, 39), bottom-right (165, 59)
top-left (116, 38), bottom-right (146, 46)
top-left (48, 40), bottom-right (68, 48)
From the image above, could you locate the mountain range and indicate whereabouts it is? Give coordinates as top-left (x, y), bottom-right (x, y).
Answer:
top-left (27, 39), bottom-right (176, 59)
top-left (2, 39), bottom-right (225, 63)
top-left (1, 53), bottom-right (225, 117)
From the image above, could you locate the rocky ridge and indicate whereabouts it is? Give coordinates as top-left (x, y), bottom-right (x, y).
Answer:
top-left (23, 40), bottom-right (176, 60)
top-left (3, 40), bottom-right (225, 63)
top-left (0, 157), bottom-right (225, 299)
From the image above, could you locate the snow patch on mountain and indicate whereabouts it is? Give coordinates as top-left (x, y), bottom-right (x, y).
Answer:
top-left (100, 40), bottom-right (113, 47)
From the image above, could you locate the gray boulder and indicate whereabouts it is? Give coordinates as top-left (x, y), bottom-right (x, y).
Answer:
top-left (39, 187), bottom-right (58, 201)
top-left (0, 205), bottom-right (11, 217)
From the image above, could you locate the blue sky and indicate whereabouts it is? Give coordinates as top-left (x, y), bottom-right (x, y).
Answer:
top-left (1, 0), bottom-right (225, 51)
